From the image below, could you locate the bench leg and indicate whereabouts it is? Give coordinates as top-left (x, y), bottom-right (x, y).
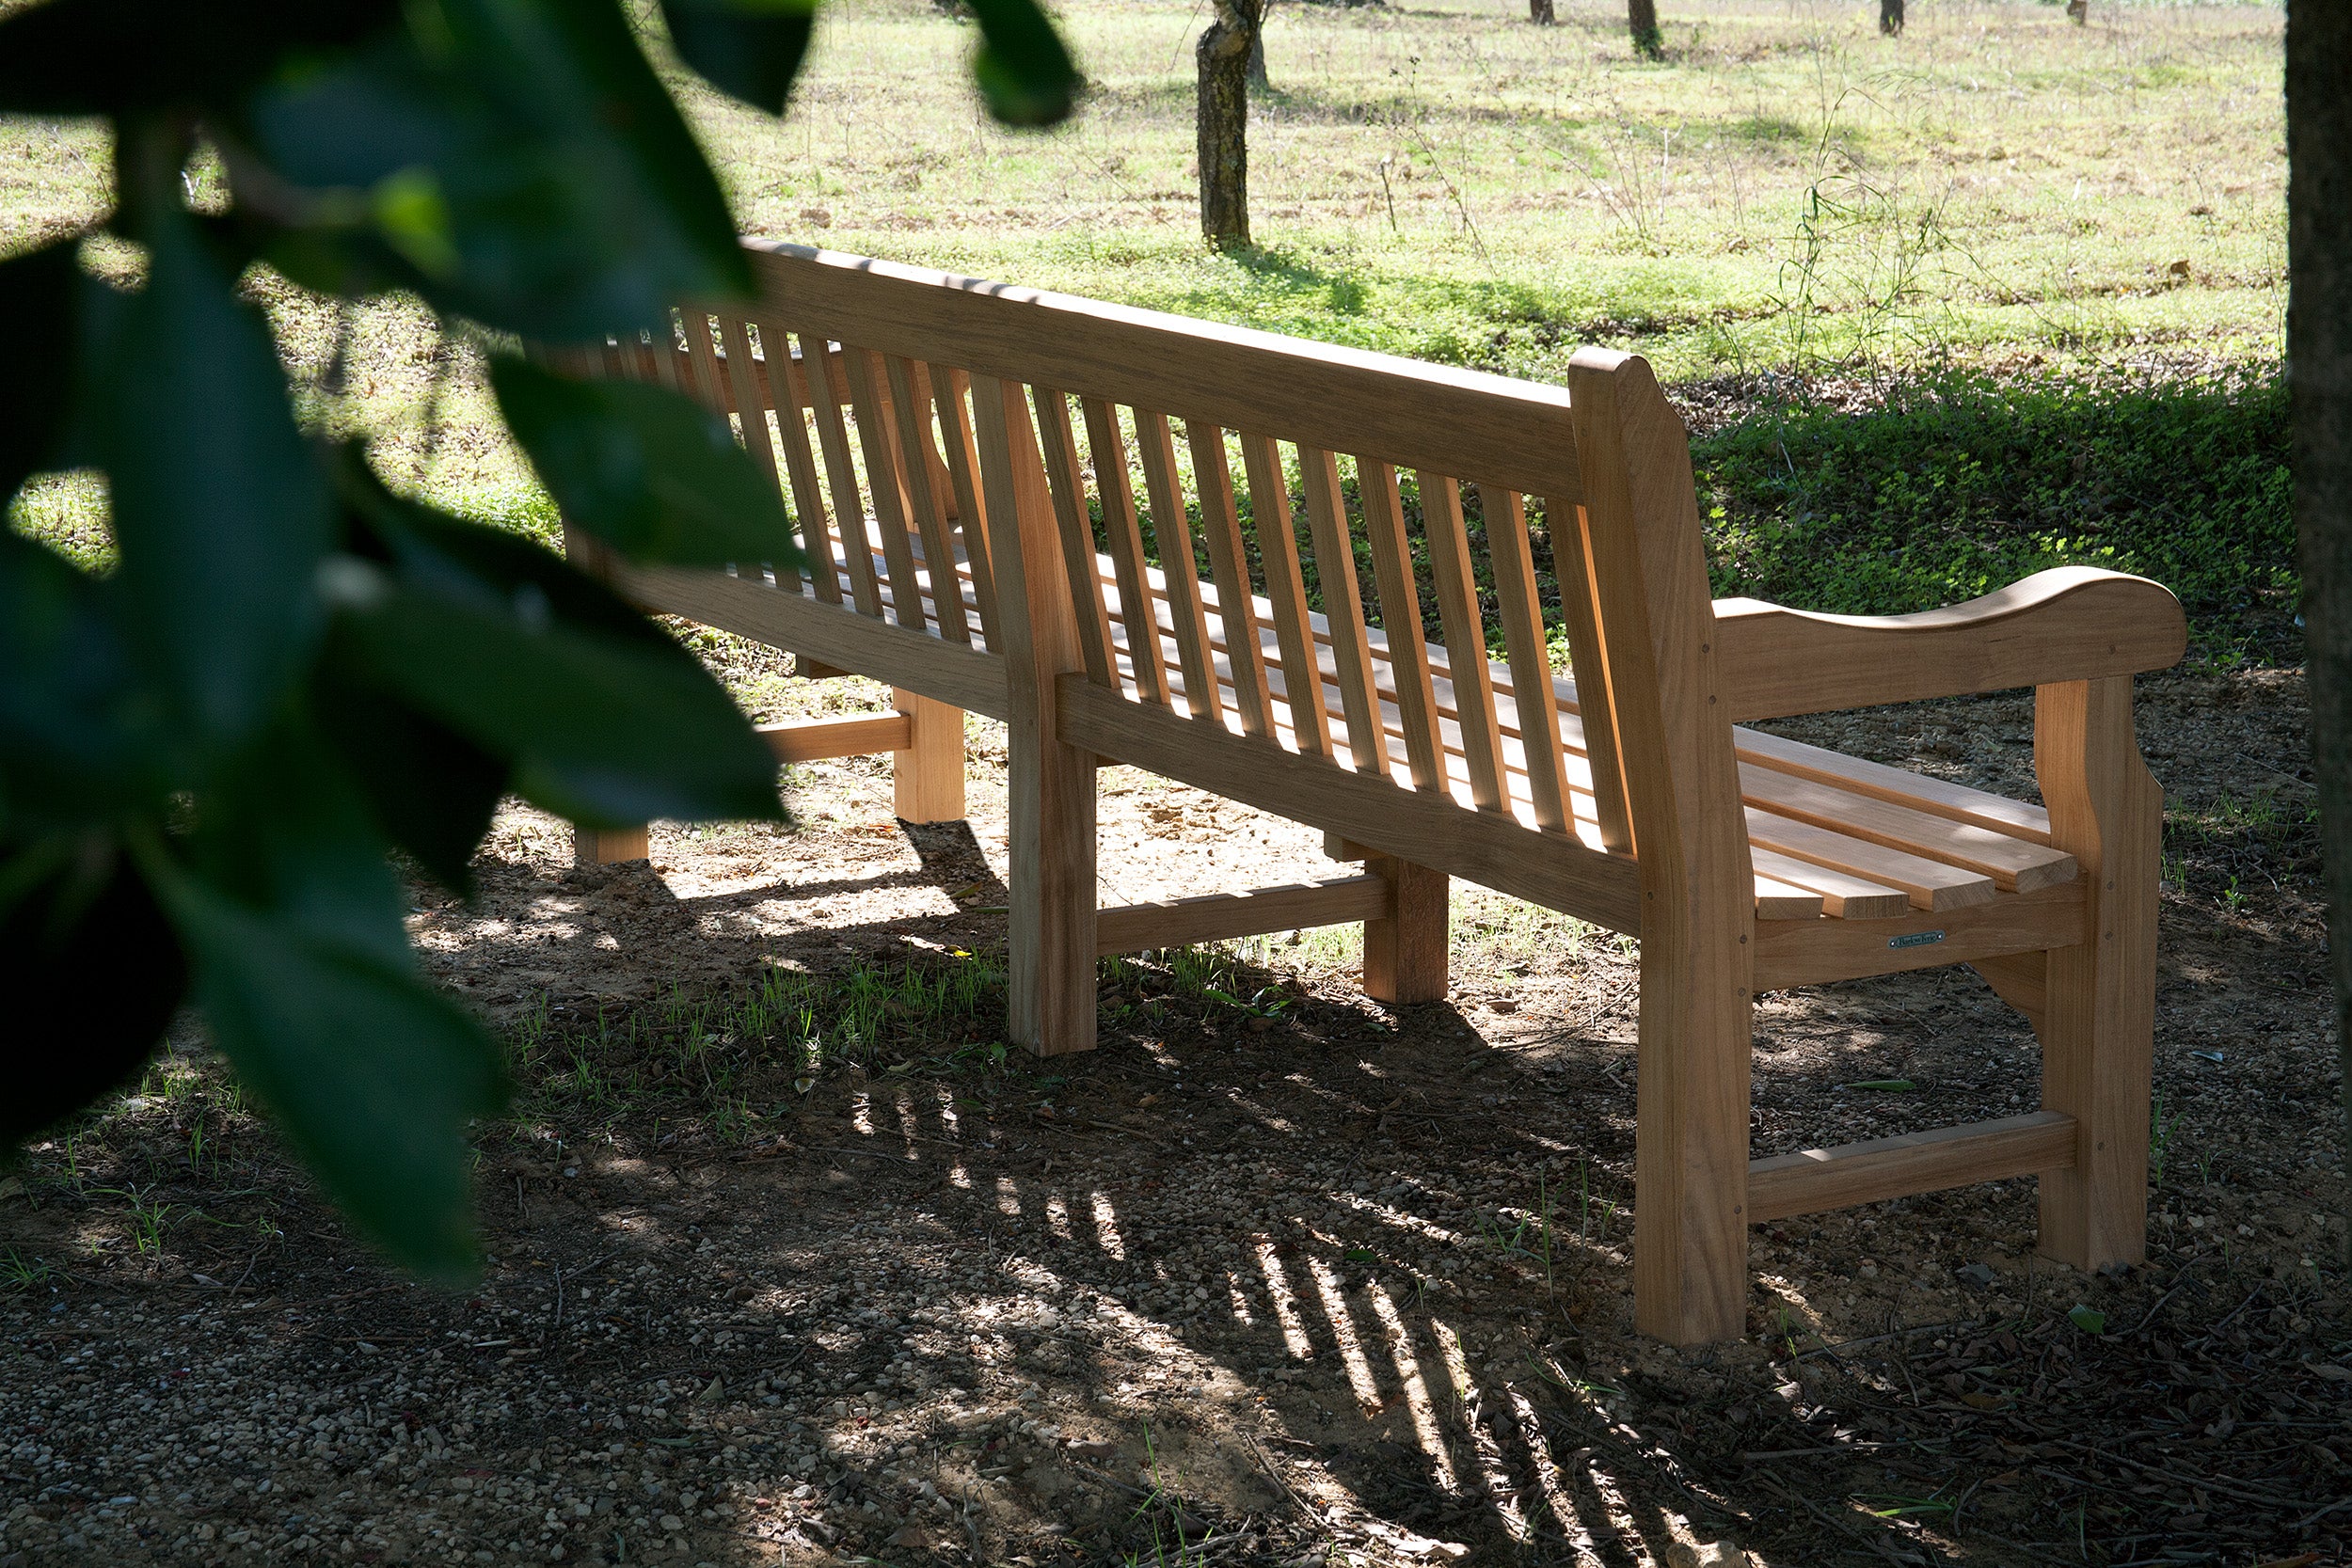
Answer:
top-left (575, 825), bottom-right (649, 866)
top-left (1006, 702), bottom-right (1098, 1058)
top-left (1632, 938), bottom-right (1755, 1346)
top-left (2034, 676), bottom-right (2161, 1272)
top-left (1362, 853), bottom-right (1448, 1006)
top-left (892, 689), bottom-right (966, 824)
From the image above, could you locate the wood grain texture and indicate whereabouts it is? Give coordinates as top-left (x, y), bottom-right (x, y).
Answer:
top-left (717, 315), bottom-right (804, 593)
top-left (932, 367), bottom-right (1001, 643)
top-left (972, 374), bottom-right (1099, 1056)
top-left (1186, 422), bottom-right (1273, 738)
top-left (1569, 348), bottom-right (1754, 1346)
top-left (842, 347), bottom-right (930, 633)
top-left (1419, 473), bottom-right (1507, 813)
top-left (795, 325), bottom-right (885, 618)
top-left (892, 689), bottom-right (966, 823)
top-left (757, 712), bottom-right (912, 762)
top-left (751, 320), bottom-right (844, 605)
top-left (1740, 763), bottom-right (2077, 893)
top-left (1971, 949), bottom-right (2048, 1031)
top-left (741, 241), bottom-right (1584, 500)
top-left (1744, 806), bottom-right (1997, 911)
top-left (575, 826), bottom-right (651, 867)
top-left (1096, 875), bottom-right (1391, 956)
top-left (1746, 846), bottom-right (1911, 920)
top-left (1362, 852), bottom-right (1450, 1004)
top-left (885, 356), bottom-right (971, 644)
top-left (614, 562), bottom-right (1009, 720)
top-left (1240, 433), bottom-right (1331, 757)
top-left (1482, 486), bottom-right (1572, 833)
top-left (1748, 1112), bottom-right (2077, 1223)
top-left (1081, 398), bottom-right (1168, 705)
top-left (1358, 462), bottom-right (1446, 791)
top-left (2033, 675), bottom-right (2161, 1273)
top-left (1301, 448), bottom-right (1388, 774)
top-left (1031, 386), bottom-right (1119, 689)
top-left (1713, 567), bottom-right (2187, 721)
top-left (1134, 410), bottom-right (1220, 722)
top-left (1057, 675), bottom-right (1645, 933)
top-left (1752, 877), bottom-right (2086, 990)
top-left (1555, 498), bottom-right (1632, 850)
top-left (1734, 725), bottom-right (2053, 846)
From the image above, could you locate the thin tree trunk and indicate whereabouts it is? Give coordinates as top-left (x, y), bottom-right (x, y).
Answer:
top-left (2288, 0), bottom-right (2352, 1259)
top-left (1880, 0), bottom-right (1903, 36)
top-left (1628, 0), bottom-right (1662, 58)
top-left (1248, 1), bottom-right (1269, 90)
top-left (1198, 0), bottom-right (1256, 250)
top-left (1530, 0), bottom-right (1556, 26)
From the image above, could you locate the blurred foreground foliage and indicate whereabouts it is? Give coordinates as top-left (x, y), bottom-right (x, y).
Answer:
top-left (0, 0), bottom-right (1074, 1275)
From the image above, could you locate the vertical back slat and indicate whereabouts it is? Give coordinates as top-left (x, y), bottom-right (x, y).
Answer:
top-left (1482, 485), bottom-right (1573, 834)
top-left (886, 356), bottom-right (972, 643)
top-left (1359, 460), bottom-right (1445, 792)
top-left (1238, 434), bottom-right (1330, 757)
top-left (933, 368), bottom-right (1001, 646)
top-left (1419, 472), bottom-right (1506, 812)
top-left (759, 323), bottom-right (842, 605)
top-left (648, 321), bottom-right (688, 392)
top-left (842, 347), bottom-right (930, 632)
top-left (680, 313), bottom-right (728, 413)
top-left (1080, 398), bottom-right (1168, 705)
top-left (1185, 421), bottom-right (1272, 739)
top-left (1134, 410), bottom-right (1220, 721)
top-left (1553, 497), bottom-right (1632, 850)
top-left (796, 327), bottom-right (885, 617)
top-left (716, 315), bottom-right (805, 593)
top-left (1031, 386), bottom-right (1119, 688)
top-left (1300, 448), bottom-right (1388, 776)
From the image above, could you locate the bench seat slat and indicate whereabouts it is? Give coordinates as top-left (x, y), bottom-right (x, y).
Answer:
top-left (1744, 806), bottom-right (1998, 911)
top-left (1739, 764), bottom-right (2076, 893)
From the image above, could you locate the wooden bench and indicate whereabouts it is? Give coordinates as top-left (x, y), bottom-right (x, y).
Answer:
top-left (551, 243), bottom-right (2186, 1344)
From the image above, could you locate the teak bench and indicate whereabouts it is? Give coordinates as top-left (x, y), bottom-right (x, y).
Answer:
top-left (550, 243), bottom-right (2186, 1344)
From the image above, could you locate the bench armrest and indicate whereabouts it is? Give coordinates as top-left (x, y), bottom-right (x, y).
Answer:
top-left (1711, 566), bottom-right (2186, 722)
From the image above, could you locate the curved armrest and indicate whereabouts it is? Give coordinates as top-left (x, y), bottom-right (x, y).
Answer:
top-left (1711, 566), bottom-right (2187, 721)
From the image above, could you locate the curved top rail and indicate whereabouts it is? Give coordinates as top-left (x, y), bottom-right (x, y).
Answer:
top-left (723, 241), bottom-right (1585, 502)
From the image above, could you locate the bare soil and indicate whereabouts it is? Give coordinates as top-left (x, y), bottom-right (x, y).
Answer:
top-left (2, 656), bottom-right (2345, 1568)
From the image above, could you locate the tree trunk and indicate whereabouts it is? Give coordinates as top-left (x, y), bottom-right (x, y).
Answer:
top-left (1248, 1), bottom-right (1269, 90)
top-left (1880, 0), bottom-right (1903, 36)
top-left (1530, 0), bottom-right (1555, 25)
top-left (2289, 0), bottom-right (2352, 1260)
top-left (1628, 0), bottom-right (1662, 58)
top-left (2066, 0), bottom-right (2088, 23)
top-left (1198, 0), bottom-right (1256, 250)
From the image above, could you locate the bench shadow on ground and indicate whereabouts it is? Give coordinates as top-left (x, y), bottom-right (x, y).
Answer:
top-left (388, 800), bottom-right (2344, 1568)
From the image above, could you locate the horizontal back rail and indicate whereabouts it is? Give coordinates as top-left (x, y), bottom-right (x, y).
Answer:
top-left (735, 244), bottom-right (1584, 501)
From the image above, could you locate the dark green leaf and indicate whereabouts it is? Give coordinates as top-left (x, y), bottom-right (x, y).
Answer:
top-left (160, 866), bottom-right (503, 1277)
top-left (190, 716), bottom-right (414, 970)
top-left (93, 206), bottom-right (333, 756)
top-left (0, 532), bottom-right (171, 827)
top-left (312, 641), bottom-right (508, 897)
top-left (0, 0), bottom-right (403, 116)
top-left (245, 0), bottom-right (752, 339)
top-left (0, 838), bottom-right (186, 1143)
top-left (0, 238), bottom-right (82, 502)
top-left (341, 577), bottom-right (784, 829)
top-left (488, 355), bottom-right (802, 568)
top-left (659, 0), bottom-right (816, 115)
top-left (965, 0), bottom-right (1078, 126)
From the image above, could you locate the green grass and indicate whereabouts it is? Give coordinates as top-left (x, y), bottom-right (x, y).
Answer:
top-left (1692, 365), bottom-right (2295, 660)
top-left (0, 0), bottom-right (2296, 661)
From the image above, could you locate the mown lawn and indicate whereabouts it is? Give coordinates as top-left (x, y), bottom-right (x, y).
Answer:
top-left (1, 0), bottom-right (2294, 654)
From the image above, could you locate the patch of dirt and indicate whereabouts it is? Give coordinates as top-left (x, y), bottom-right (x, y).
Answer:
top-left (2, 662), bottom-right (2344, 1568)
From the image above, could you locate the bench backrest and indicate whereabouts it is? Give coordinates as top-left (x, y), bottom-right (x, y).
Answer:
top-left (558, 243), bottom-right (1747, 919)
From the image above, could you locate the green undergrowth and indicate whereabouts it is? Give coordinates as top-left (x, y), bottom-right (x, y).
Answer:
top-left (1692, 366), bottom-right (2295, 663)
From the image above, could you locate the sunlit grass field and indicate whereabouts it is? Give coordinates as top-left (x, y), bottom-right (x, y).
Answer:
top-left (0, 0), bottom-right (2294, 653)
